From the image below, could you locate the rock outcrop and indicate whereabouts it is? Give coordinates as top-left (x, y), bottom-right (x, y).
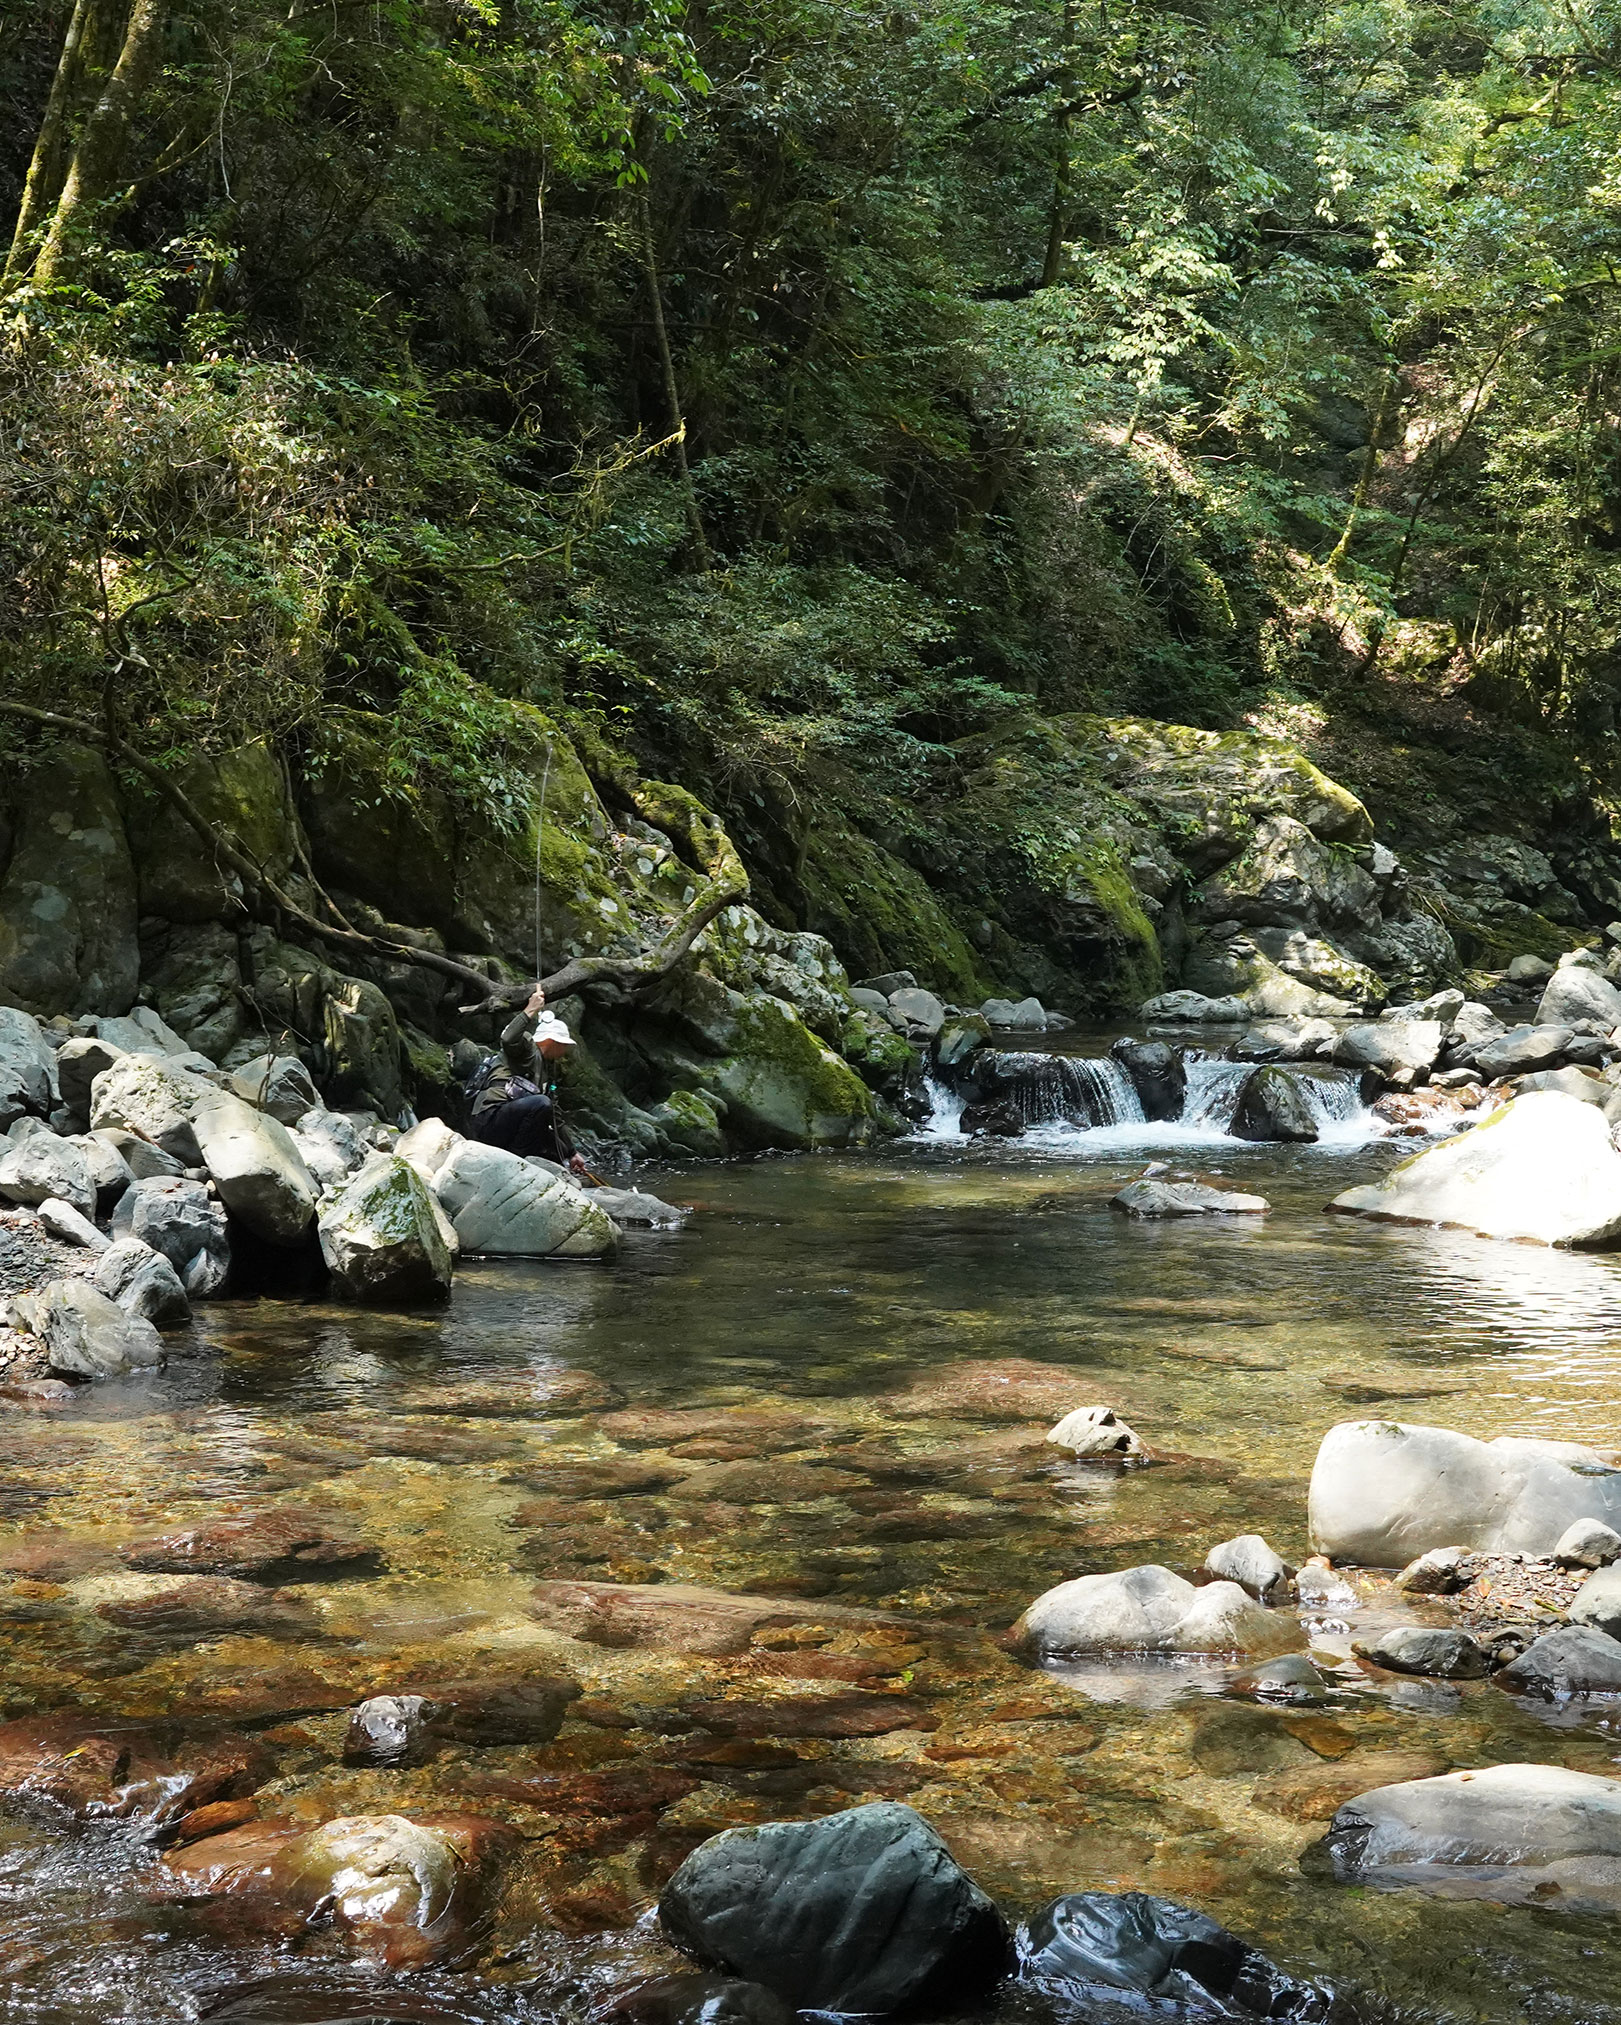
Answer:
top-left (318, 1154), bottom-right (454, 1303)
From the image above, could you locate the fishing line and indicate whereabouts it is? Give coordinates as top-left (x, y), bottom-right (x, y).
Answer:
top-left (533, 741), bottom-right (554, 984)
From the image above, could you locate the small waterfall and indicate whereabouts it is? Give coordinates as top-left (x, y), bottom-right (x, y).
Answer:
top-left (917, 1076), bottom-right (965, 1139)
top-left (974, 1052), bottom-right (1145, 1128)
top-left (1296, 1070), bottom-right (1365, 1139)
top-left (1179, 1060), bottom-right (1253, 1132)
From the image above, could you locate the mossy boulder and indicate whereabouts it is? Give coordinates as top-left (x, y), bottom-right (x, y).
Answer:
top-left (704, 994), bottom-right (883, 1150)
top-left (795, 821), bottom-right (993, 1005)
top-left (648, 1088), bottom-right (729, 1158)
top-left (318, 1155), bottom-right (454, 1305)
top-left (123, 741), bottom-right (298, 925)
top-left (0, 745), bottom-right (139, 1015)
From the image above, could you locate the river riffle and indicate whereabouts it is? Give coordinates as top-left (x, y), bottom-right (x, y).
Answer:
top-left (1, 1092), bottom-right (1620, 2024)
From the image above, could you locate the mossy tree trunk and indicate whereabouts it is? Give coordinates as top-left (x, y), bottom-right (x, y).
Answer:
top-left (34, 0), bottom-right (167, 282)
top-left (4, 0), bottom-right (102, 282)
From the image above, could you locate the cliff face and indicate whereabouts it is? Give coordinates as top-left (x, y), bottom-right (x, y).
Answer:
top-left (0, 700), bottom-right (1609, 1158)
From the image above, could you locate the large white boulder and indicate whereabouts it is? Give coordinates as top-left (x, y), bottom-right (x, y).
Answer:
top-left (429, 1140), bottom-right (616, 1259)
top-left (1330, 1020), bottom-right (1445, 1075)
top-left (92, 1237), bottom-right (191, 1329)
top-left (34, 1277), bottom-right (165, 1379)
top-left (1012, 1563), bottom-right (1303, 1660)
top-left (318, 1154), bottom-right (454, 1304)
top-left (0, 1134), bottom-right (95, 1221)
top-left (0, 1007), bottom-right (57, 1129)
top-left (89, 1054), bottom-right (219, 1166)
top-left (289, 1106), bottom-right (368, 1189)
top-left (396, 1116), bottom-right (462, 1185)
top-left (1308, 1419), bottom-right (1621, 1565)
top-left (1538, 965), bottom-right (1621, 1029)
top-left (191, 1093), bottom-right (317, 1245)
top-left (1325, 1764), bottom-right (1621, 1903)
top-left (1329, 1093), bottom-right (1621, 1248)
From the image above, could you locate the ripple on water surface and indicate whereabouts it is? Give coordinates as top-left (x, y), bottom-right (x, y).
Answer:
top-left (0, 1122), bottom-right (1619, 2022)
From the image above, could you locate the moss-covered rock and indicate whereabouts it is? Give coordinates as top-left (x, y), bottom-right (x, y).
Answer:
top-left (795, 821), bottom-right (994, 1004)
top-left (648, 1088), bottom-right (728, 1158)
top-left (704, 994), bottom-right (883, 1150)
top-left (0, 744), bottom-right (139, 1015)
top-left (318, 1155), bottom-right (453, 1305)
top-left (123, 741), bottom-right (298, 924)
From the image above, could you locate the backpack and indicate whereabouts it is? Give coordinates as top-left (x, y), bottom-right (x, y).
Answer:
top-left (464, 1052), bottom-right (501, 1102)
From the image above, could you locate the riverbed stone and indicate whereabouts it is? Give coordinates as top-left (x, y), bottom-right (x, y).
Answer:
top-left (68, 1131), bottom-right (134, 1213)
top-left (34, 1278), bottom-right (164, 1380)
top-left (1497, 1625), bottom-right (1621, 1697)
top-left (1330, 1020), bottom-right (1444, 1076)
top-left (1111, 1179), bottom-right (1269, 1217)
top-left (429, 1139), bottom-right (616, 1258)
top-left (1020, 1891), bottom-right (1319, 2019)
top-left (191, 1093), bottom-right (317, 1246)
top-left (1352, 1625), bottom-right (1489, 1678)
top-left (0, 1134), bottom-right (94, 1221)
top-left (89, 1054), bottom-right (218, 1166)
top-left (1309, 1420), bottom-right (1621, 1564)
top-left (318, 1153), bottom-right (453, 1304)
top-left (1538, 965), bottom-right (1621, 1029)
top-left (1109, 1039), bottom-right (1186, 1120)
top-left (0, 1712), bottom-right (268, 1829)
top-left (92, 1236), bottom-right (191, 1329)
top-left (121, 1507), bottom-right (376, 1581)
top-left (92, 1127), bottom-right (184, 1182)
top-left (0, 1008), bottom-right (57, 1131)
top-left (1324, 1764), bottom-right (1621, 1905)
top-left (1202, 1533), bottom-right (1293, 1603)
top-left (1013, 1564), bottom-right (1304, 1660)
top-left (659, 1803), bottom-right (1010, 2016)
top-left (1329, 1093), bottom-right (1621, 1248)
top-left (1230, 1065), bottom-right (1318, 1143)
top-left (604, 1973), bottom-right (794, 2025)
top-left (1568, 1562), bottom-right (1621, 1639)
top-left (1394, 1546), bottom-right (1475, 1595)
top-left (1556, 1518), bottom-right (1621, 1568)
top-left (54, 1036), bottom-right (124, 1125)
top-left (1471, 1024), bottom-right (1573, 1077)
top-left (227, 1053), bottom-right (319, 1124)
top-left (96, 1576), bottom-right (318, 1642)
top-left (1047, 1404), bottom-right (1147, 1459)
top-left (36, 1196), bottom-right (110, 1250)
top-left (111, 1175), bottom-right (230, 1291)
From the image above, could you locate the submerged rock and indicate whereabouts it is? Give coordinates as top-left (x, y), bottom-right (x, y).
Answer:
top-left (92, 1236), bottom-right (191, 1329)
top-left (1047, 1405), bottom-right (1147, 1460)
top-left (1351, 1625), bottom-right (1489, 1679)
top-left (1013, 1564), bottom-right (1304, 1660)
top-left (1202, 1534), bottom-right (1293, 1603)
top-left (659, 1803), bottom-right (1010, 2016)
top-left (1308, 1420), bottom-right (1621, 1564)
top-left (343, 1675), bottom-right (579, 1764)
top-left (1330, 1094), bottom-right (1621, 1248)
top-left (603, 1973), bottom-right (794, 2025)
top-left (1019, 1891), bottom-right (1321, 2020)
top-left (1111, 1179), bottom-right (1269, 1217)
top-left (0, 1712), bottom-right (269, 1831)
top-left (121, 1507), bottom-right (376, 1581)
top-left (1324, 1764), bottom-right (1621, 1906)
top-left (318, 1154), bottom-right (453, 1304)
top-left (586, 1185), bottom-right (690, 1228)
top-left (35, 1277), bottom-right (164, 1380)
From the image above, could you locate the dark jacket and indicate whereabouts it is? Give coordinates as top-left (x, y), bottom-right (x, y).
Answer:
top-left (471, 1010), bottom-right (573, 1155)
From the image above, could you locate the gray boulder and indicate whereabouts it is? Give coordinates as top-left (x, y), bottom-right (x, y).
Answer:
top-left (1498, 1625), bottom-right (1621, 1697)
top-left (228, 1053), bottom-right (319, 1125)
top-left (1139, 990), bottom-right (1248, 1024)
top-left (1472, 1024), bottom-right (1574, 1078)
top-left (1539, 966), bottom-right (1621, 1030)
top-left (34, 1278), bottom-right (164, 1379)
top-left (88, 1054), bottom-right (218, 1166)
top-left (1507, 954), bottom-right (1555, 984)
top-left (36, 1198), bottom-right (108, 1250)
top-left (1329, 1092), bottom-right (1621, 1248)
top-left (92, 1006), bottom-right (193, 1057)
top-left (89, 1127), bottom-right (184, 1182)
top-left (1309, 1418), bottom-right (1621, 1564)
top-left (1330, 1020), bottom-right (1444, 1076)
top-left (658, 1803), bottom-right (1009, 2016)
top-left (1233, 1016), bottom-right (1335, 1062)
top-left (54, 1035), bottom-right (125, 1124)
top-left (1202, 1534), bottom-right (1293, 1603)
top-left (1555, 1518), bottom-right (1621, 1569)
top-left (429, 1139), bottom-right (616, 1259)
top-left (1514, 1066), bottom-right (1609, 1105)
top-left (191, 1093), bottom-right (317, 1245)
top-left (1325, 1764), bottom-right (1621, 1902)
top-left (318, 1154), bottom-right (454, 1304)
top-left (0, 1135), bottom-right (95, 1221)
top-left (1383, 989), bottom-right (1465, 1024)
top-left (1111, 1179), bottom-right (1268, 1217)
top-left (1395, 1546), bottom-right (1475, 1595)
top-left (1570, 1563), bottom-right (1621, 1639)
top-left (888, 988), bottom-right (946, 1037)
top-left (1450, 1001), bottom-right (1505, 1047)
top-left (93, 1237), bottom-right (191, 1329)
top-left (289, 1106), bottom-right (368, 1189)
top-left (67, 1132), bottom-right (134, 1213)
top-left (1351, 1625), bottom-right (1489, 1678)
top-left (0, 1007), bottom-right (57, 1130)
top-left (1013, 1564), bottom-right (1303, 1660)
top-left (1230, 1066), bottom-right (1318, 1143)
top-left (112, 1176), bottom-right (230, 1292)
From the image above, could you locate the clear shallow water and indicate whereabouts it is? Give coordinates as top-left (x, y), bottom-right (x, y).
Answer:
top-left (1, 1081), bottom-right (1621, 2021)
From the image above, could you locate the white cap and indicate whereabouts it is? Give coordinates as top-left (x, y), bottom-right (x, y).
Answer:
top-left (534, 1013), bottom-right (574, 1047)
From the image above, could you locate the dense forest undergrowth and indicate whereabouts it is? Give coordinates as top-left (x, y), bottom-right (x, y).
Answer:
top-left (6, 0), bottom-right (1621, 1146)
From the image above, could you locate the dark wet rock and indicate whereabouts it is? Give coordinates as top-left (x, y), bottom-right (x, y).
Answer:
top-left (482, 1764), bottom-right (699, 1817)
top-left (1497, 1624), bottom-right (1621, 1696)
top-left (1202, 1533), bottom-right (1294, 1603)
top-left (959, 1100), bottom-right (1025, 1138)
top-left (164, 1810), bottom-right (516, 1970)
top-left (151, 1666), bottom-right (359, 1724)
top-left (601, 1972), bottom-right (794, 2025)
top-left (1019, 1891), bottom-right (1324, 2020)
top-left (1229, 1655), bottom-right (1334, 1704)
top-left (1322, 1763), bottom-right (1621, 1904)
top-left (343, 1694), bottom-right (441, 1767)
top-left (1252, 1750), bottom-right (1451, 1824)
top-left (97, 1577), bottom-right (321, 1641)
top-left (36, 1277), bottom-right (165, 1379)
top-left (680, 1694), bottom-right (938, 1739)
top-left (344, 1675), bottom-right (580, 1762)
top-left (397, 1371), bottom-right (625, 1418)
top-left (173, 1796), bottom-right (259, 1845)
top-left (1230, 1065), bottom-right (1319, 1144)
top-left (1394, 1546), bottom-right (1476, 1595)
top-left (121, 1507), bottom-right (378, 1582)
top-left (1111, 1180), bottom-right (1269, 1217)
top-left (112, 1174), bottom-right (229, 1290)
top-left (199, 1968), bottom-right (490, 2023)
top-left (92, 1236), bottom-right (191, 1329)
top-left (659, 1802), bottom-right (1010, 2016)
top-left (586, 1185), bottom-right (691, 1229)
top-left (934, 1014), bottom-right (991, 1072)
top-left (1109, 1039), bottom-right (1185, 1121)
top-left (0, 1713), bottom-right (270, 1832)
top-left (504, 1459), bottom-right (688, 1499)
top-left (1352, 1625), bottom-right (1489, 1678)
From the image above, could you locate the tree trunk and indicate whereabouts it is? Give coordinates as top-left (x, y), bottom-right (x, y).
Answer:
top-left (1039, 0), bottom-right (1078, 288)
top-left (637, 187), bottom-right (711, 566)
top-left (5, 0), bottom-right (102, 282)
top-left (35, 0), bottom-right (168, 281)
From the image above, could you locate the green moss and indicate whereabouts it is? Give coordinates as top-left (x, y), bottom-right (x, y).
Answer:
top-left (797, 820), bottom-right (994, 1001)
top-left (125, 740), bottom-right (299, 923)
top-left (705, 993), bottom-right (882, 1149)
